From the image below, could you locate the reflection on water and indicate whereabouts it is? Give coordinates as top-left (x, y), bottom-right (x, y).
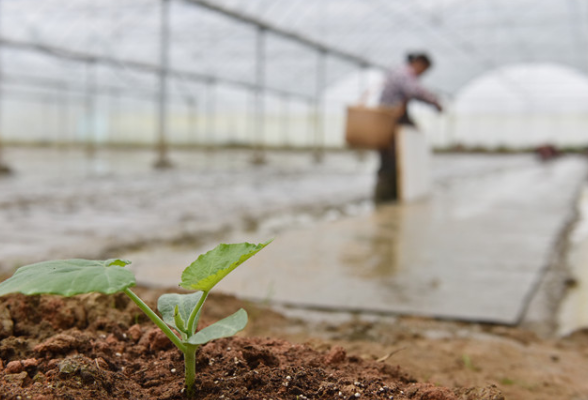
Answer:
top-left (32, 149), bottom-right (582, 325)
top-left (214, 157), bottom-right (585, 324)
top-left (122, 157), bottom-right (587, 325)
top-left (339, 206), bottom-right (401, 280)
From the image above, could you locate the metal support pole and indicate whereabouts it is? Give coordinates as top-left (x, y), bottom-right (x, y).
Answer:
top-left (354, 64), bottom-right (369, 162)
top-left (359, 64), bottom-right (368, 101)
top-left (281, 95), bottom-right (289, 149)
top-left (313, 50), bottom-right (326, 163)
top-left (154, 0), bottom-right (173, 168)
top-left (444, 102), bottom-right (456, 149)
top-left (188, 96), bottom-right (197, 145)
top-left (53, 91), bottom-right (61, 145)
top-left (206, 80), bottom-right (215, 150)
top-left (42, 95), bottom-right (51, 142)
top-left (58, 89), bottom-right (70, 148)
top-left (108, 89), bottom-right (119, 145)
top-left (85, 60), bottom-right (97, 157)
top-left (251, 27), bottom-right (266, 165)
top-left (307, 100), bottom-right (313, 149)
top-left (0, 0), bottom-right (12, 175)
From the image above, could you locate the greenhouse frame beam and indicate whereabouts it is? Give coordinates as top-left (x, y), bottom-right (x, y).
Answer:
top-left (1, 73), bottom-right (156, 100)
top-left (0, 3), bottom-right (11, 175)
top-left (85, 61), bottom-right (97, 156)
top-left (0, 36), bottom-right (315, 102)
top-left (251, 27), bottom-right (266, 165)
top-left (154, 0), bottom-right (172, 169)
top-left (183, 0), bottom-right (386, 70)
top-left (313, 50), bottom-right (326, 163)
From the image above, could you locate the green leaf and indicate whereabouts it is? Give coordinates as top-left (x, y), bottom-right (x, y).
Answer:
top-left (173, 305), bottom-right (187, 334)
top-left (157, 291), bottom-right (204, 335)
top-left (187, 308), bottom-right (248, 345)
top-left (180, 241), bottom-right (271, 292)
top-left (105, 258), bottom-right (131, 267)
top-left (0, 259), bottom-right (135, 297)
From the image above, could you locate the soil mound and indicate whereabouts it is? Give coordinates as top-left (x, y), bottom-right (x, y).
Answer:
top-left (0, 292), bottom-right (501, 399)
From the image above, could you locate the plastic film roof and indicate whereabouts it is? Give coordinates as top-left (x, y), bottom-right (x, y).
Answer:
top-left (1, 0), bottom-right (587, 100)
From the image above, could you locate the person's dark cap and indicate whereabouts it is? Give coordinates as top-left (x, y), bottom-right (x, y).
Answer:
top-left (406, 52), bottom-right (432, 67)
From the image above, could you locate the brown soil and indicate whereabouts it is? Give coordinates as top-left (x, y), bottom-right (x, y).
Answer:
top-left (0, 288), bottom-right (585, 399)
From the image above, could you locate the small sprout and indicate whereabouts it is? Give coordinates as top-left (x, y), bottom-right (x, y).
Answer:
top-left (0, 240), bottom-right (271, 398)
top-left (461, 354), bottom-right (479, 371)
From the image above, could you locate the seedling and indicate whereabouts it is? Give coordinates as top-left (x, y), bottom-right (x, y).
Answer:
top-left (0, 241), bottom-right (270, 397)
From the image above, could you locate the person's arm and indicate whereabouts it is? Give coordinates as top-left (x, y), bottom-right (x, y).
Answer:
top-left (402, 76), bottom-right (443, 112)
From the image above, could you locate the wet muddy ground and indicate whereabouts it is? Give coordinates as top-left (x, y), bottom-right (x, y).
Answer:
top-left (2, 147), bottom-right (588, 399)
top-left (0, 147), bottom-right (536, 272)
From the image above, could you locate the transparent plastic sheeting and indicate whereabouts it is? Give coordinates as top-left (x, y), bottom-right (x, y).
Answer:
top-left (0, 0), bottom-right (587, 148)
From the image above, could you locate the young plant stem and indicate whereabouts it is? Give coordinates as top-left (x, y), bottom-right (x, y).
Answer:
top-left (184, 343), bottom-right (199, 397)
top-left (123, 288), bottom-right (187, 353)
top-left (187, 290), bottom-right (208, 334)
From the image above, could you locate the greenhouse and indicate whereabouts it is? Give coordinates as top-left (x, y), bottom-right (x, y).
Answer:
top-left (1, 1), bottom-right (588, 399)
top-left (1, 0), bottom-right (587, 162)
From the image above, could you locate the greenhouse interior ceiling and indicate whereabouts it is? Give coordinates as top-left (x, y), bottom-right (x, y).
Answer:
top-left (0, 0), bottom-right (587, 155)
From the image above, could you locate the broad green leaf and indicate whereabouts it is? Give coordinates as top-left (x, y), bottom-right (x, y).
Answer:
top-left (0, 259), bottom-right (135, 297)
top-left (180, 241), bottom-right (271, 292)
top-left (187, 308), bottom-right (248, 345)
top-left (157, 291), bottom-right (204, 335)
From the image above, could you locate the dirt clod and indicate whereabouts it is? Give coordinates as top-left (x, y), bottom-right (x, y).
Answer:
top-left (4, 370), bottom-right (28, 387)
top-left (325, 345), bottom-right (347, 364)
top-left (5, 358), bottom-right (39, 374)
top-left (34, 331), bottom-right (86, 356)
top-left (454, 385), bottom-right (505, 400)
top-left (138, 327), bottom-right (174, 352)
top-left (127, 324), bottom-right (143, 342)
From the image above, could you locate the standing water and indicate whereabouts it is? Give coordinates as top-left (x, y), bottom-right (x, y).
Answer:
top-left (558, 184), bottom-right (588, 336)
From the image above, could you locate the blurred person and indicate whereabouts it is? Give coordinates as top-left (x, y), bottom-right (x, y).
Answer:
top-left (375, 52), bottom-right (443, 203)
top-left (535, 144), bottom-right (559, 161)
